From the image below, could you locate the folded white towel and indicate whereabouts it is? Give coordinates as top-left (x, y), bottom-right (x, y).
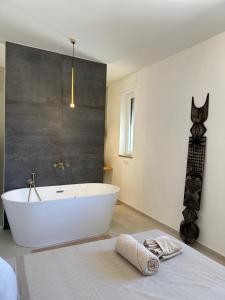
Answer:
top-left (115, 234), bottom-right (159, 275)
top-left (143, 236), bottom-right (182, 260)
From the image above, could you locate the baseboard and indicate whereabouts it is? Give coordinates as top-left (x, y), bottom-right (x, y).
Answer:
top-left (119, 200), bottom-right (225, 264)
top-left (194, 240), bottom-right (225, 263)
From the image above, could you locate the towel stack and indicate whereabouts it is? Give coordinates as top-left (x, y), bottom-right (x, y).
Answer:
top-left (115, 234), bottom-right (182, 276)
top-left (143, 236), bottom-right (182, 260)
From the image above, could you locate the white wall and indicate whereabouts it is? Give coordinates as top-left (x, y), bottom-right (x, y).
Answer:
top-left (105, 31), bottom-right (225, 256)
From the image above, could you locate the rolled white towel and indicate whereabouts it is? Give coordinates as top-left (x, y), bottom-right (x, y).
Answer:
top-left (115, 234), bottom-right (159, 275)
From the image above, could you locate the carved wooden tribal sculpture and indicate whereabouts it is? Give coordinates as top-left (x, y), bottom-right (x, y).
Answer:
top-left (180, 94), bottom-right (209, 244)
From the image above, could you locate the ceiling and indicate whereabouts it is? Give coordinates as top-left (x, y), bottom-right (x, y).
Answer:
top-left (0, 0), bottom-right (225, 81)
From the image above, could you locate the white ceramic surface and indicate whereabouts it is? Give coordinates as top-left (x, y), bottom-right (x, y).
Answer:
top-left (2, 183), bottom-right (120, 247)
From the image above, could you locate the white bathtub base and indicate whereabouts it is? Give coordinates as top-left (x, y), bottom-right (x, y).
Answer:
top-left (2, 183), bottom-right (119, 248)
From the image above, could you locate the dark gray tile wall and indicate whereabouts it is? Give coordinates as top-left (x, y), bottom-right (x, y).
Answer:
top-left (0, 67), bottom-right (4, 226)
top-left (4, 42), bottom-right (106, 227)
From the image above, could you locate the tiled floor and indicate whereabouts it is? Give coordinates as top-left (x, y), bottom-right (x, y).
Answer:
top-left (108, 202), bottom-right (179, 238)
top-left (0, 202), bottom-right (225, 266)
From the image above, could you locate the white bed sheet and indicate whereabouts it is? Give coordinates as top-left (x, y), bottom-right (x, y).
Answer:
top-left (17, 230), bottom-right (225, 300)
top-left (0, 257), bottom-right (17, 300)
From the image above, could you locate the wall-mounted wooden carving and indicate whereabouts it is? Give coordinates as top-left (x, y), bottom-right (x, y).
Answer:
top-left (180, 94), bottom-right (209, 244)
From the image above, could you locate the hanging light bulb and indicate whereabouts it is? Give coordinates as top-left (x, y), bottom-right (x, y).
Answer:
top-left (70, 39), bottom-right (76, 109)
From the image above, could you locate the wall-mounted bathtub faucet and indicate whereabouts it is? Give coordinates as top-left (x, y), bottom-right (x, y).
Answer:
top-left (27, 172), bottom-right (42, 202)
top-left (52, 162), bottom-right (70, 170)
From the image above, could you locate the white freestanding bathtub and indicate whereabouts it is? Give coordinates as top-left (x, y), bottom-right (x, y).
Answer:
top-left (1, 183), bottom-right (120, 248)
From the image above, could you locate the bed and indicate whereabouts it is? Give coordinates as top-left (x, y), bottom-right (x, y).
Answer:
top-left (8, 230), bottom-right (225, 299)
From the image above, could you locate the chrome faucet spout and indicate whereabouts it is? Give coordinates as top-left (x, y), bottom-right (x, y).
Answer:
top-left (58, 162), bottom-right (65, 170)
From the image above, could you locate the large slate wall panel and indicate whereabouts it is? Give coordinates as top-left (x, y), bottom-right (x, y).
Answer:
top-left (5, 42), bottom-right (106, 202)
top-left (0, 67), bottom-right (4, 226)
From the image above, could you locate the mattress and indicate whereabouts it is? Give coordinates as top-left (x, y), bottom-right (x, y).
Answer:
top-left (14, 230), bottom-right (225, 300)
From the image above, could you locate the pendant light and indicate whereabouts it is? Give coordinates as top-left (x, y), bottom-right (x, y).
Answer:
top-left (70, 38), bottom-right (76, 109)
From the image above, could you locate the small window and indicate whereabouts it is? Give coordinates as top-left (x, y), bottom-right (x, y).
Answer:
top-left (119, 90), bottom-right (135, 157)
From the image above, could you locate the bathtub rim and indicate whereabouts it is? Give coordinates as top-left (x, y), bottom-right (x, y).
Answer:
top-left (1, 183), bottom-right (120, 204)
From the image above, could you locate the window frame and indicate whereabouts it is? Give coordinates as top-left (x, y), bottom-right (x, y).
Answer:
top-left (119, 89), bottom-right (135, 158)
